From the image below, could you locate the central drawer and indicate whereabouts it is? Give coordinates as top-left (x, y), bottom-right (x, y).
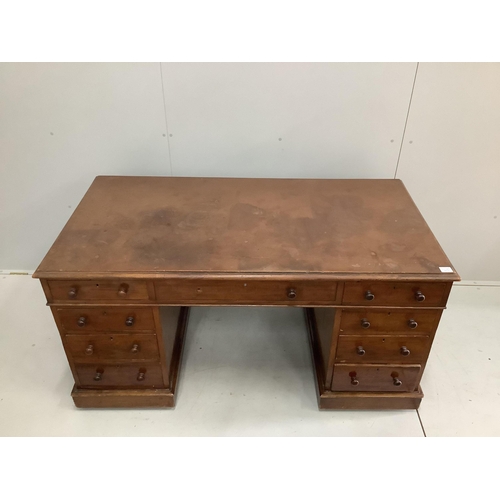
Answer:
top-left (155, 279), bottom-right (339, 305)
top-left (65, 333), bottom-right (160, 362)
top-left (75, 363), bottom-right (164, 389)
top-left (53, 307), bottom-right (156, 333)
top-left (331, 364), bottom-right (421, 392)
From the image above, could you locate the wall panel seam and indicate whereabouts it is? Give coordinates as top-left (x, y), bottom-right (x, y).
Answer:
top-left (394, 62), bottom-right (419, 179)
top-left (160, 62), bottom-right (173, 176)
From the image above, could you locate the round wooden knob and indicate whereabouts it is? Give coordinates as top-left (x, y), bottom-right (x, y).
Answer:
top-left (137, 370), bottom-right (146, 381)
top-left (125, 316), bottom-right (135, 327)
top-left (94, 370), bottom-right (103, 381)
top-left (391, 371), bottom-right (402, 386)
top-left (356, 346), bottom-right (366, 356)
top-left (77, 316), bottom-right (87, 327)
top-left (408, 319), bottom-right (418, 329)
top-left (365, 290), bottom-right (375, 301)
top-left (131, 344), bottom-right (139, 354)
top-left (118, 283), bottom-right (129, 296)
top-left (400, 346), bottom-right (411, 356)
top-left (349, 371), bottom-right (359, 386)
top-left (287, 288), bottom-right (297, 300)
top-left (85, 344), bottom-right (94, 355)
top-left (68, 287), bottom-right (78, 299)
top-left (361, 318), bottom-right (371, 329)
top-left (415, 291), bottom-right (425, 302)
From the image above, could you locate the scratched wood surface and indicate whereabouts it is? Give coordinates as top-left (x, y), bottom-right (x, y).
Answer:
top-left (33, 176), bottom-right (459, 279)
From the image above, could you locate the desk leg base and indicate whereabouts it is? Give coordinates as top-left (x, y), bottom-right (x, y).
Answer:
top-left (305, 308), bottom-right (424, 410)
top-left (71, 386), bottom-right (175, 408)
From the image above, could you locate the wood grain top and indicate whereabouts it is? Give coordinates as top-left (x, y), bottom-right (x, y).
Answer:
top-left (33, 176), bottom-right (459, 280)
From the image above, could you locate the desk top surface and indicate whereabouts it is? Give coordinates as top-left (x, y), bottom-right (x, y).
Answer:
top-left (34, 176), bottom-right (459, 281)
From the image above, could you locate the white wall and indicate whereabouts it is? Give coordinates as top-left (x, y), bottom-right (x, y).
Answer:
top-left (396, 63), bottom-right (500, 282)
top-left (162, 63), bottom-right (415, 178)
top-left (0, 63), bottom-right (170, 272)
top-left (0, 62), bottom-right (498, 280)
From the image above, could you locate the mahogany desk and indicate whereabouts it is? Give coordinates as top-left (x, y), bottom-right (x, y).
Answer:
top-left (33, 176), bottom-right (460, 409)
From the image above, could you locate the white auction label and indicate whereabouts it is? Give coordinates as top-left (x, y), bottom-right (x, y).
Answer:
top-left (439, 266), bottom-right (453, 273)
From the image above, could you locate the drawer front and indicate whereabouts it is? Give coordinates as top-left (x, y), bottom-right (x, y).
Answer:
top-left (339, 309), bottom-right (442, 334)
top-left (342, 281), bottom-right (449, 307)
top-left (331, 364), bottom-right (421, 392)
top-left (335, 335), bottom-right (432, 364)
top-left (65, 333), bottom-right (159, 362)
top-left (54, 307), bottom-right (156, 333)
top-left (75, 363), bottom-right (164, 389)
top-left (47, 280), bottom-right (150, 302)
top-left (155, 279), bottom-right (339, 305)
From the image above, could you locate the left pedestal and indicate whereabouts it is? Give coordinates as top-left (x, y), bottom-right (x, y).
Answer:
top-left (70, 307), bottom-right (190, 408)
top-left (41, 284), bottom-right (191, 409)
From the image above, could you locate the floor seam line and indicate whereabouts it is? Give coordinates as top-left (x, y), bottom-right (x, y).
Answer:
top-left (416, 409), bottom-right (427, 437)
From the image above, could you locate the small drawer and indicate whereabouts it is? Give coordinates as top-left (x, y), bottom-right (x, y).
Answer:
top-left (75, 363), bottom-right (164, 389)
top-left (47, 280), bottom-right (150, 302)
top-left (335, 335), bottom-right (432, 364)
top-left (342, 281), bottom-right (449, 307)
top-left (65, 333), bottom-right (160, 362)
top-left (155, 279), bottom-right (339, 305)
top-left (331, 364), bottom-right (421, 392)
top-left (339, 309), bottom-right (442, 334)
top-left (53, 307), bottom-right (156, 333)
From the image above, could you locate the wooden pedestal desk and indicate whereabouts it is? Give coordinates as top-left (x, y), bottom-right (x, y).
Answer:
top-left (33, 176), bottom-right (459, 410)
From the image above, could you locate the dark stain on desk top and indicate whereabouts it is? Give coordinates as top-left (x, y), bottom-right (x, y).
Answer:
top-left (33, 176), bottom-right (459, 280)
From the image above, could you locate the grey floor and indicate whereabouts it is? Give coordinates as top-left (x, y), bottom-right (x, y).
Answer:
top-left (0, 275), bottom-right (498, 436)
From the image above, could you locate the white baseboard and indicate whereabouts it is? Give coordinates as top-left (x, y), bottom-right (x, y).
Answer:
top-left (454, 280), bottom-right (500, 287)
top-left (0, 270), bottom-right (34, 275)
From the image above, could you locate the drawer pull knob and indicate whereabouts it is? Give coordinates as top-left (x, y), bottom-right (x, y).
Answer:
top-left (77, 316), bottom-right (87, 327)
top-left (356, 346), bottom-right (366, 356)
top-left (68, 287), bottom-right (78, 299)
top-left (287, 288), bottom-right (297, 300)
top-left (391, 372), bottom-right (403, 386)
top-left (118, 283), bottom-right (129, 296)
top-left (137, 369), bottom-right (146, 382)
top-left (85, 344), bottom-right (94, 355)
top-left (408, 319), bottom-right (418, 329)
top-left (94, 369), bottom-right (103, 381)
top-left (365, 290), bottom-right (375, 301)
top-left (361, 318), bottom-right (371, 329)
top-left (349, 371), bottom-right (359, 386)
top-left (125, 316), bottom-right (135, 327)
top-left (415, 291), bottom-right (425, 302)
top-left (131, 344), bottom-right (139, 354)
top-left (400, 346), bottom-right (411, 356)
